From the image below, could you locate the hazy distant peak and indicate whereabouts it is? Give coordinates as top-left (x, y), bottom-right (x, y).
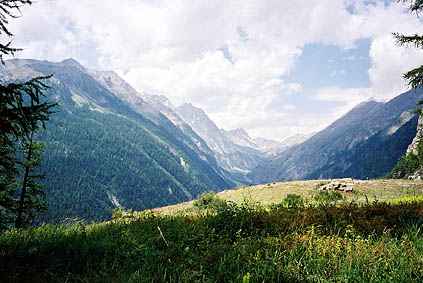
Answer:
top-left (87, 68), bottom-right (140, 98)
top-left (177, 103), bottom-right (207, 116)
top-left (60, 58), bottom-right (85, 69)
top-left (222, 128), bottom-right (252, 141)
top-left (88, 69), bottom-right (130, 90)
top-left (225, 128), bottom-right (249, 137)
top-left (95, 70), bottom-right (119, 77)
top-left (143, 93), bottom-right (176, 110)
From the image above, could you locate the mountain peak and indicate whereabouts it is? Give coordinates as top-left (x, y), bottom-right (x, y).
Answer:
top-left (233, 128), bottom-right (249, 137)
top-left (177, 103), bottom-right (206, 115)
top-left (60, 58), bottom-right (85, 69)
top-left (222, 128), bottom-right (252, 141)
top-left (144, 93), bottom-right (175, 110)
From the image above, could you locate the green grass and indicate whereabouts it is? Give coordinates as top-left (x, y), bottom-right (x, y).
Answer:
top-left (152, 179), bottom-right (423, 215)
top-left (2, 196), bottom-right (423, 282)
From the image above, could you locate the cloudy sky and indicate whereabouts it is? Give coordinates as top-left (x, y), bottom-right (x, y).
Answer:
top-left (6, 0), bottom-right (423, 141)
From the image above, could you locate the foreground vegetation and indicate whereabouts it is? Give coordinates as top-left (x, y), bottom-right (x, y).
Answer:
top-left (2, 190), bottom-right (423, 282)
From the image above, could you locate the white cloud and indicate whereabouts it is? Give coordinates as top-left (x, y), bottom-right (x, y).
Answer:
top-left (313, 86), bottom-right (373, 117)
top-left (368, 34), bottom-right (423, 100)
top-left (283, 104), bottom-right (296, 111)
top-left (5, 0), bottom-right (423, 139)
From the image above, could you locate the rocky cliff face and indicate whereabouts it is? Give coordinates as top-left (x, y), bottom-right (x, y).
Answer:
top-left (406, 115), bottom-right (423, 180)
top-left (176, 103), bottom-right (265, 184)
top-left (406, 115), bottom-right (423, 155)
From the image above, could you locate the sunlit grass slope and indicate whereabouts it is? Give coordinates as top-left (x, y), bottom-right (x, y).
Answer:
top-left (1, 179), bottom-right (423, 282)
top-left (152, 178), bottom-right (423, 215)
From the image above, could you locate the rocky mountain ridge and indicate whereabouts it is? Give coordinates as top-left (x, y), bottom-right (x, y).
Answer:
top-left (249, 88), bottom-right (423, 183)
top-left (87, 67), bottom-right (299, 185)
top-left (175, 103), bottom-right (306, 184)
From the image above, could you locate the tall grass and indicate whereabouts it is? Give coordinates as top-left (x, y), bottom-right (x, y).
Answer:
top-left (1, 199), bottom-right (423, 282)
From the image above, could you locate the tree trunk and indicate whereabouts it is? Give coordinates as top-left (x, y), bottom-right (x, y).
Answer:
top-left (15, 131), bottom-right (33, 229)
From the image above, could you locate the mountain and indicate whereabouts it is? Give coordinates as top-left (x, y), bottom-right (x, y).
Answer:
top-left (221, 128), bottom-right (296, 154)
top-left (2, 58), bottom-right (234, 223)
top-left (255, 133), bottom-right (315, 157)
top-left (176, 103), bottom-right (267, 184)
top-left (87, 69), bottom-right (223, 174)
top-left (175, 103), bottom-right (311, 184)
top-left (221, 128), bottom-right (258, 148)
top-left (249, 89), bottom-right (423, 183)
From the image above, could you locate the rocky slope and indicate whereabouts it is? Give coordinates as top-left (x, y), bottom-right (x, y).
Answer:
top-left (176, 103), bottom-right (266, 184)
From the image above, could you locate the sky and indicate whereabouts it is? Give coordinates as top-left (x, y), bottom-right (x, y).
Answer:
top-left (5, 0), bottom-right (423, 141)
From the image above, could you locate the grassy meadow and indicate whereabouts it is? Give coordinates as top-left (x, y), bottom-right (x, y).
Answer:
top-left (152, 179), bottom-right (423, 215)
top-left (1, 179), bottom-right (423, 282)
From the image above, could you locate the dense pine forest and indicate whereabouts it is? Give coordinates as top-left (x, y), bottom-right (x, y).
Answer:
top-left (37, 105), bottom-right (227, 223)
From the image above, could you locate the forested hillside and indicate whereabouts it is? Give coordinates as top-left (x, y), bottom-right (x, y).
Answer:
top-left (2, 58), bottom-right (234, 223)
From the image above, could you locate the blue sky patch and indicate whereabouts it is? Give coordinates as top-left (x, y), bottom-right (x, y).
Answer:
top-left (267, 39), bottom-right (372, 115)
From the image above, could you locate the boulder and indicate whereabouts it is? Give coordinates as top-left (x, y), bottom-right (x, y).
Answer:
top-left (344, 186), bottom-right (353, 192)
top-left (320, 181), bottom-right (353, 192)
top-left (408, 168), bottom-right (423, 180)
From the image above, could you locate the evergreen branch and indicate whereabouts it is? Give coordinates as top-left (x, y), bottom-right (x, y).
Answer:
top-left (400, 0), bottom-right (423, 15)
top-left (413, 108), bottom-right (423, 115)
top-left (393, 32), bottom-right (423, 49)
top-left (0, 1), bottom-right (33, 64)
top-left (0, 1), bottom-right (32, 36)
top-left (403, 65), bottom-right (423, 89)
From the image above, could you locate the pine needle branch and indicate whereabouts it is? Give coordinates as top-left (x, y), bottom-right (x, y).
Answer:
top-left (403, 65), bottom-right (423, 89)
top-left (400, 0), bottom-right (423, 15)
top-left (393, 33), bottom-right (423, 49)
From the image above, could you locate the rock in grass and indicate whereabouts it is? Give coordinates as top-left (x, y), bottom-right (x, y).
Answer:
top-left (320, 181), bottom-right (353, 192)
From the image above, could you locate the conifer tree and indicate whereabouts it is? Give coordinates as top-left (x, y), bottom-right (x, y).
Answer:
top-left (393, 0), bottom-right (423, 89)
top-left (0, 0), bottom-right (57, 229)
top-left (387, 1), bottom-right (423, 179)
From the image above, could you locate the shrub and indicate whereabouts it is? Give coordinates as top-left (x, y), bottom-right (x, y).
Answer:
top-left (112, 208), bottom-right (134, 220)
top-left (193, 192), bottom-right (227, 211)
top-left (387, 154), bottom-right (420, 179)
top-left (281, 194), bottom-right (306, 208)
top-left (314, 190), bottom-right (344, 205)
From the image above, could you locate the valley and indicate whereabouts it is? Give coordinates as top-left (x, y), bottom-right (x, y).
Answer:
top-left (2, 58), bottom-right (423, 224)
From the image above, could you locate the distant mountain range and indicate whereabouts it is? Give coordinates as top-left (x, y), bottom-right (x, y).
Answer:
top-left (249, 90), bottom-right (423, 183)
top-left (2, 58), bottom-right (421, 223)
top-left (176, 103), bottom-right (315, 184)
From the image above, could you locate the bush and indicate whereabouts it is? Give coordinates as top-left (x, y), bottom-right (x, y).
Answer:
top-left (388, 129), bottom-right (423, 179)
top-left (387, 154), bottom-right (420, 179)
top-left (314, 190), bottom-right (344, 205)
top-left (281, 194), bottom-right (306, 208)
top-left (193, 192), bottom-right (227, 211)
